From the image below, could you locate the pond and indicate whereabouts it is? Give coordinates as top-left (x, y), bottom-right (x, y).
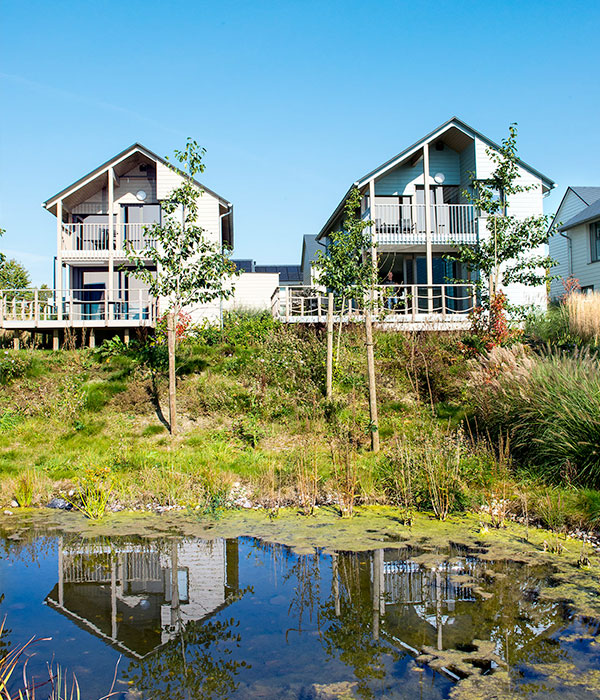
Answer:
top-left (1, 527), bottom-right (599, 699)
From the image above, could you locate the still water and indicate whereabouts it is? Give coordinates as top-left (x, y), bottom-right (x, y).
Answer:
top-left (0, 532), bottom-right (599, 699)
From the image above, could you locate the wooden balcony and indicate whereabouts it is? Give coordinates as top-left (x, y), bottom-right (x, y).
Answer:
top-left (271, 284), bottom-right (476, 330)
top-left (0, 288), bottom-right (158, 330)
top-left (372, 203), bottom-right (477, 246)
top-left (60, 223), bottom-right (157, 259)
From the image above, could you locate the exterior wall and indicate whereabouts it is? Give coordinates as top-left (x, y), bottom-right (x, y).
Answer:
top-left (375, 146), bottom-right (461, 195)
top-left (458, 142), bottom-right (475, 203)
top-left (223, 272), bottom-right (280, 312)
top-left (160, 539), bottom-right (226, 643)
top-left (549, 190), bottom-right (590, 299)
top-left (558, 222), bottom-right (600, 292)
top-left (475, 137), bottom-right (548, 308)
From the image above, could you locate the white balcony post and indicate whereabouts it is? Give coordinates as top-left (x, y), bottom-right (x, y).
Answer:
top-left (138, 288), bottom-right (143, 322)
top-left (34, 289), bottom-right (39, 327)
top-left (423, 146), bottom-right (433, 312)
top-left (108, 167), bottom-right (115, 320)
top-left (56, 199), bottom-right (63, 321)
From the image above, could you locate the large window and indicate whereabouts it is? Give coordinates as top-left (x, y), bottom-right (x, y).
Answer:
top-left (591, 222), bottom-right (600, 262)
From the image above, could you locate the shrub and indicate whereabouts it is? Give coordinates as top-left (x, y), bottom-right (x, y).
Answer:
top-left (378, 420), bottom-right (470, 519)
top-left (565, 292), bottom-right (600, 345)
top-left (468, 345), bottom-right (600, 487)
top-left (0, 350), bottom-right (36, 384)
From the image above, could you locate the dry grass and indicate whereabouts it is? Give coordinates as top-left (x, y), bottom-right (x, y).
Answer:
top-left (565, 291), bottom-right (600, 344)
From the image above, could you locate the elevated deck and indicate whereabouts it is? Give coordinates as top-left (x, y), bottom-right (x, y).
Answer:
top-left (0, 288), bottom-right (157, 333)
top-left (271, 284), bottom-right (476, 330)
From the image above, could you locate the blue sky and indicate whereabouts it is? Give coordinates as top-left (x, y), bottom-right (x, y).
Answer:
top-left (1, 0), bottom-right (599, 284)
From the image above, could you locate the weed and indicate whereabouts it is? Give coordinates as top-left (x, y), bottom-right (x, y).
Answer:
top-left (14, 469), bottom-right (35, 507)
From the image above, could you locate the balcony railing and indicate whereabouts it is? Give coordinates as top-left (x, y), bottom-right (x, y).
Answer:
top-left (372, 203), bottom-right (477, 245)
top-left (271, 284), bottom-right (476, 324)
top-left (0, 288), bottom-right (158, 326)
top-left (61, 223), bottom-right (157, 253)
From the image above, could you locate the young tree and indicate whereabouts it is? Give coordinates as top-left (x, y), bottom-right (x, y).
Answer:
top-left (313, 187), bottom-right (380, 452)
top-left (0, 259), bottom-right (31, 292)
top-left (126, 139), bottom-right (237, 434)
top-left (446, 124), bottom-right (555, 317)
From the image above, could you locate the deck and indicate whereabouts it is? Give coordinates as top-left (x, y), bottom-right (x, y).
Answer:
top-left (271, 284), bottom-right (476, 330)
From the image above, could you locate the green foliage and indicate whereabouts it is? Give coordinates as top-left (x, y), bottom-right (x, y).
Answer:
top-left (71, 466), bottom-right (113, 519)
top-left (0, 259), bottom-right (31, 296)
top-left (14, 469), bottom-right (35, 507)
top-left (232, 414), bottom-right (265, 448)
top-left (82, 379), bottom-right (127, 412)
top-left (0, 411), bottom-right (22, 432)
top-left (313, 186), bottom-right (375, 300)
top-left (446, 124), bottom-right (555, 308)
top-left (125, 138), bottom-right (238, 314)
top-left (468, 345), bottom-right (600, 487)
top-left (524, 306), bottom-right (574, 347)
top-left (377, 420), bottom-right (472, 519)
top-left (0, 351), bottom-right (36, 385)
top-left (97, 335), bottom-right (129, 360)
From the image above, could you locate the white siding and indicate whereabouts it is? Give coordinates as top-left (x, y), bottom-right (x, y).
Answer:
top-left (564, 223), bottom-right (600, 291)
top-left (476, 138), bottom-right (548, 308)
top-left (549, 190), bottom-right (590, 299)
top-left (459, 142), bottom-right (475, 203)
top-left (224, 272), bottom-right (280, 312)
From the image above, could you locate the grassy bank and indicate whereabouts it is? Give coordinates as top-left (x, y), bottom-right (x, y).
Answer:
top-left (1, 310), bottom-right (600, 533)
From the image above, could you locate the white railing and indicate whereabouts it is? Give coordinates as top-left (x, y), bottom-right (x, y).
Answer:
top-left (61, 223), bottom-right (157, 253)
top-left (0, 288), bottom-right (158, 326)
top-left (372, 204), bottom-right (477, 245)
top-left (271, 284), bottom-right (477, 323)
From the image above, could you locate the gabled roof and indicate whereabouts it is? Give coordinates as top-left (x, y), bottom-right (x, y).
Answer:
top-left (317, 117), bottom-right (555, 239)
top-left (43, 142), bottom-right (231, 213)
top-left (560, 196), bottom-right (600, 231)
top-left (570, 186), bottom-right (600, 205)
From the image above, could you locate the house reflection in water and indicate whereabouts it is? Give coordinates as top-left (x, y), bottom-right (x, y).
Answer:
top-left (45, 538), bottom-right (239, 659)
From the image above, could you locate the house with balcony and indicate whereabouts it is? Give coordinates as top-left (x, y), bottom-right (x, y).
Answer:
top-left (0, 143), bottom-right (234, 346)
top-left (276, 117), bottom-right (554, 327)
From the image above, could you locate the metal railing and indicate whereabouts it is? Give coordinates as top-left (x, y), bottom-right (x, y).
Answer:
top-left (372, 203), bottom-right (477, 245)
top-left (0, 288), bottom-right (158, 325)
top-left (271, 284), bottom-right (477, 323)
top-left (61, 223), bottom-right (157, 252)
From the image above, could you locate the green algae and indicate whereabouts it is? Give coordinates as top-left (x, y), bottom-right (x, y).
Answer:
top-left (1, 505), bottom-right (600, 619)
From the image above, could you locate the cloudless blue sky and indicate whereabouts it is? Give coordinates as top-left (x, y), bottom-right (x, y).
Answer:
top-left (1, 0), bottom-right (599, 284)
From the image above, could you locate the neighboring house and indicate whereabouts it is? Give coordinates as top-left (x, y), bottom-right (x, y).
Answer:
top-left (0, 143), bottom-right (235, 345)
top-left (548, 187), bottom-right (600, 300)
top-left (277, 117), bottom-right (555, 325)
top-left (300, 234), bottom-right (320, 286)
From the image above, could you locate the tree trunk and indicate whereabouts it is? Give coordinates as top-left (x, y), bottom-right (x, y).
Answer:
top-left (167, 311), bottom-right (177, 435)
top-left (335, 297), bottom-right (345, 364)
top-left (364, 306), bottom-right (379, 453)
top-left (326, 292), bottom-right (334, 400)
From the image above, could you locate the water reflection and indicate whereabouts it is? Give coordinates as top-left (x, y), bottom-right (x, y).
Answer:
top-left (46, 537), bottom-right (240, 659)
top-left (0, 532), bottom-right (598, 699)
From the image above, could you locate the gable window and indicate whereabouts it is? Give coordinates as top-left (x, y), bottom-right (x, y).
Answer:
top-left (591, 222), bottom-right (600, 263)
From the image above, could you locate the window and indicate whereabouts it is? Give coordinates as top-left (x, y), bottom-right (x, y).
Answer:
top-left (590, 223), bottom-right (600, 263)
top-left (581, 285), bottom-right (594, 294)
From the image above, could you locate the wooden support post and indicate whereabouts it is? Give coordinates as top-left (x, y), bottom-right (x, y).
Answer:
top-left (53, 329), bottom-right (59, 351)
top-left (89, 329), bottom-right (95, 349)
top-left (326, 292), bottom-right (334, 400)
top-left (423, 145), bottom-right (433, 313)
top-left (367, 180), bottom-right (380, 454)
top-left (13, 336), bottom-right (20, 351)
top-left (57, 200), bottom-right (63, 321)
top-left (124, 328), bottom-right (130, 345)
top-left (108, 167), bottom-right (115, 321)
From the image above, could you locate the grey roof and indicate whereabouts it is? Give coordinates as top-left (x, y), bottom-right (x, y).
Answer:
top-left (255, 265), bottom-right (302, 282)
top-left (570, 187), bottom-right (600, 206)
top-left (560, 197), bottom-right (600, 231)
top-left (232, 259), bottom-right (255, 273)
